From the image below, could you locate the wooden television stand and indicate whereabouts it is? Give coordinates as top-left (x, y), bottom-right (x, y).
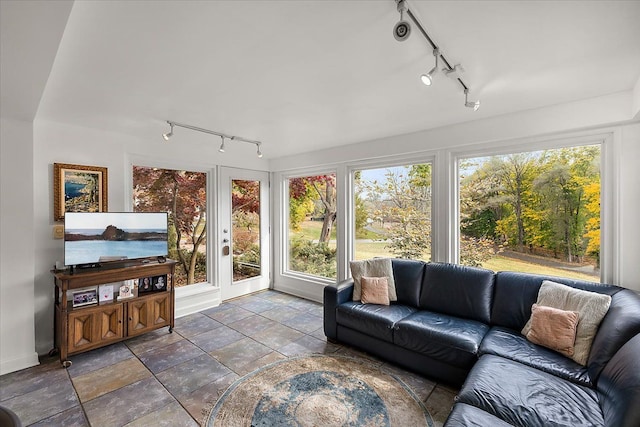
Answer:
top-left (52, 259), bottom-right (176, 367)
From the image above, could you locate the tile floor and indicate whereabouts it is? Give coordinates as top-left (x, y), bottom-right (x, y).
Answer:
top-left (0, 290), bottom-right (458, 426)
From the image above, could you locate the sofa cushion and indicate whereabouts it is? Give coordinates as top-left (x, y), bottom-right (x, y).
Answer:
top-left (360, 276), bottom-right (390, 305)
top-left (526, 303), bottom-right (579, 358)
top-left (491, 271), bottom-right (618, 332)
top-left (596, 333), bottom-right (640, 427)
top-left (394, 311), bottom-right (489, 369)
top-left (457, 355), bottom-right (604, 427)
top-left (479, 326), bottom-right (592, 387)
top-left (350, 258), bottom-right (397, 301)
top-left (335, 302), bottom-right (416, 343)
top-left (522, 280), bottom-right (611, 365)
top-left (419, 262), bottom-right (495, 324)
top-left (444, 403), bottom-right (514, 427)
top-left (391, 258), bottom-right (426, 307)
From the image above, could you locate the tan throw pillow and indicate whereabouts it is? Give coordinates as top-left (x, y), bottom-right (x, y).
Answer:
top-left (526, 304), bottom-right (579, 357)
top-left (350, 258), bottom-right (397, 302)
top-left (522, 280), bottom-right (612, 365)
top-left (360, 277), bottom-right (390, 305)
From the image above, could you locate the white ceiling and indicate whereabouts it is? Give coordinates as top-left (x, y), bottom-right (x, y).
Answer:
top-left (4, 1), bottom-right (640, 159)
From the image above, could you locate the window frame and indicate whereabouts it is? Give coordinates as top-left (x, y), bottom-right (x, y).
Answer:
top-left (450, 131), bottom-right (618, 283)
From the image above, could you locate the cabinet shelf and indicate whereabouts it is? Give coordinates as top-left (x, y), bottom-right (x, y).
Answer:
top-left (52, 260), bottom-right (176, 367)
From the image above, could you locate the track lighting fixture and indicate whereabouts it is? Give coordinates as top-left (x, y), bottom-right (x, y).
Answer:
top-left (394, 0), bottom-right (479, 110)
top-left (393, 0), bottom-right (411, 42)
top-left (162, 121), bottom-right (264, 157)
top-left (420, 49), bottom-right (440, 86)
top-left (162, 122), bottom-right (174, 141)
top-left (464, 89), bottom-right (480, 111)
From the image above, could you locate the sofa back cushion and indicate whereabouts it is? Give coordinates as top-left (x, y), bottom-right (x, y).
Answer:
top-left (391, 259), bottom-right (426, 307)
top-left (419, 262), bottom-right (495, 324)
top-left (597, 333), bottom-right (640, 427)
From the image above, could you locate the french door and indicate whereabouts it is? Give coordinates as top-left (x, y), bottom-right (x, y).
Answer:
top-left (219, 167), bottom-right (270, 300)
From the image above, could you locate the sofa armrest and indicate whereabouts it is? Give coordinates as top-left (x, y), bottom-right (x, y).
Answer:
top-left (323, 279), bottom-right (354, 340)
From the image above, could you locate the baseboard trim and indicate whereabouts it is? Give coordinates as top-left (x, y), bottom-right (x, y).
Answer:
top-left (175, 285), bottom-right (221, 318)
top-left (0, 351), bottom-right (39, 376)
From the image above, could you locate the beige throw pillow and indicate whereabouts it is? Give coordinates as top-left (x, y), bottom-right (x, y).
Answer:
top-left (526, 304), bottom-right (579, 358)
top-left (522, 280), bottom-right (611, 365)
top-left (360, 277), bottom-right (390, 305)
top-left (350, 258), bottom-right (397, 302)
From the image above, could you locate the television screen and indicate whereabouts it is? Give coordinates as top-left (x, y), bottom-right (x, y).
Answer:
top-left (64, 212), bottom-right (168, 267)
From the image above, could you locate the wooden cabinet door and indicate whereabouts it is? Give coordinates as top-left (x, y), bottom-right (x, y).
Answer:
top-left (67, 304), bottom-right (123, 354)
top-left (127, 293), bottom-right (170, 337)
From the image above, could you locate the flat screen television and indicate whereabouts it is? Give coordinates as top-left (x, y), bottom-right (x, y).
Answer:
top-left (64, 212), bottom-right (168, 267)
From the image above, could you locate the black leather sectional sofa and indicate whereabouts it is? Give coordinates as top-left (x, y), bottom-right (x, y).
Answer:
top-left (323, 260), bottom-right (640, 426)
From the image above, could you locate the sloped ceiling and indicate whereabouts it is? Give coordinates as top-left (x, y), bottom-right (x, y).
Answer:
top-left (4, 1), bottom-right (640, 158)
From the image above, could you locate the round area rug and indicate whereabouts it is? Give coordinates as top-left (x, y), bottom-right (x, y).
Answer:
top-left (206, 354), bottom-right (433, 427)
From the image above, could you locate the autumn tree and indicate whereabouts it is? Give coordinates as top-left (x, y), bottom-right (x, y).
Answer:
top-left (133, 166), bottom-right (206, 285)
top-left (289, 174), bottom-right (337, 243)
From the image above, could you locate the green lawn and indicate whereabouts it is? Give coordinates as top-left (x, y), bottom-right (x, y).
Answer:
top-left (294, 220), bottom-right (599, 282)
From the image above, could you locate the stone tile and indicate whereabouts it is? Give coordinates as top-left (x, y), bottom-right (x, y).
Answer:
top-left (278, 334), bottom-right (340, 357)
top-left (138, 339), bottom-right (205, 374)
top-left (83, 377), bottom-right (174, 426)
top-left (281, 312), bottom-right (324, 334)
top-left (189, 325), bottom-right (246, 353)
top-left (235, 297), bottom-right (279, 313)
top-left (174, 313), bottom-right (223, 338)
top-left (309, 326), bottom-right (328, 340)
top-left (28, 405), bottom-right (89, 427)
top-left (0, 357), bottom-right (68, 401)
top-left (124, 327), bottom-right (183, 356)
top-left (249, 323), bottom-right (305, 350)
top-left (179, 372), bottom-right (239, 424)
top-left (202, 304), bottom-right (254, 324)
top-left (123, 401), bottom-right (198, 427)
top-left (72, 357), bottom-right (151, 402)
top-left (287, 297), bottom-right (322, 312)
top-left (233, 351), bottom-right (287, 377)
top-left (335, 346), bottom-right (384, 366)
top-left (425, 385), bottom-right (458, 427)
top-left (1, 375), bottom-right (79, 425)
top-left (227, 314), bottom-right (277, 336)
top-left (156, 354), bottom-right (232, 399)
top-left (381, 363), bottom-right (437, 402)
top-left (260, 305), bottom-right (302, 322)
top-left (210, 337), bottom-right (273, 374)
top-left (67, 342), bottom-right (134, 378)
top-left (257, 290), bottom-right (300, 304)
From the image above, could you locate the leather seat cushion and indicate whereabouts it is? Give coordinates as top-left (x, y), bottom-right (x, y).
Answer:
top-left (335, 302), bottom-right (417, 343)
top-left (394, 311), bottom-right (489, 368)
top-left (479, 326), bottom-right (592, 387)
top-left (444, 403), bottom-right (514, 427)
top-left (458, 355), bottom-right (604, 427)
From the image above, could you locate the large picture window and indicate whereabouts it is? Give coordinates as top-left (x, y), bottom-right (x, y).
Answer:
top-left (287, 173), bottom-right (337, 280)
top-left (353, 164), bottom-right (432, 261)
top-left (458, 144), bottom-right (601, 281)
top-left (133, 166), bottom-right (207, 287)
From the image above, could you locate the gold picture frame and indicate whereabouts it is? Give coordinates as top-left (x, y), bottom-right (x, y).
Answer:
top-left (54, 163), bottom-right (108, 221)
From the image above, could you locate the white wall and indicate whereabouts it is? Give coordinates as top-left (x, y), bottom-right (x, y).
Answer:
top-left (31, 119), bottom-right (269, 355)
top-left (619, 123), bottom-right (640, 289)
top-left (1, 118), bottom-right (39, 375)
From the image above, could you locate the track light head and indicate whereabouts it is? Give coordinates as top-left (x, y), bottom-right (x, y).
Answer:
top-left (420, 49), bottom-right (440, 86)
top-left (219, 136), bottom-right (225, 153)
top-left (162, 122), bottom-right (174, 141)
top-left (393, 0), bottom-right (411, 41)
top-left (256, 144), bottom-right (263, 158)
top-left (464, 89), bottom-right (481, 111)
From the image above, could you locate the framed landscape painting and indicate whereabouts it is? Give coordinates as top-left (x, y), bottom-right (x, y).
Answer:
top-left (54, 162), bottom-right (108, 221)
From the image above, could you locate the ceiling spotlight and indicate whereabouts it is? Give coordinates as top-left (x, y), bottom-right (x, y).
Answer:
top-left (256, 144), bottom-right (263, 158)
top-left (464, 89), bottom-right (481, 111)
top-left (162, 122), bottom-right (174, 141)
top-left (218, 136), bottom-right (225, 153)
top-left (420, 48), bottom-right (440, 86)
top-left (393, 0), bottom-right (411, 42)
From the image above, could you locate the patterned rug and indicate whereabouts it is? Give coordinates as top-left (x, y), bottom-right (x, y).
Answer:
top-left (206, 354), bottom-right (434, 427)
